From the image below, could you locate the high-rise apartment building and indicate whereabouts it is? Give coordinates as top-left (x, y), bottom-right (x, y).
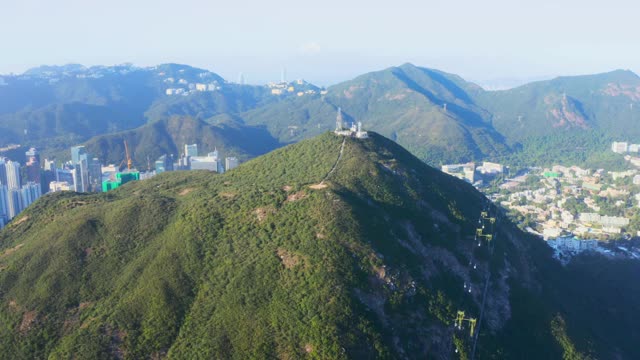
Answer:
top-left (185, 144), bottom-right (198, 157)
top-left (71, 146), bottom-right (87, 165)
top-left (0, 185), bottom-right (8, 228)
top-left (225, 157), bottom-right (239, 171)
top-left (88, 158), bottom-right (102, 192)
top-left (0, 158), bottom-right (7, 187)
top-left (5, 160), bottom-right (21, 190)
top-left (6, 189), bottom-right (21, 219)
top-left (25, 147), bottom-right (41, 184)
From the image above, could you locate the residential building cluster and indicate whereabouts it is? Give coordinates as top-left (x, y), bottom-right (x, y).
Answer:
top-left (165, 144), bottom-right (238, 174)
top-left (267, 79), bottom-right (327, 97)
top-left (441, 161), bottom-right (506, 184)
top-left (19, 63), bottom-right (145, 85)
top-left (442, 163), bottom-right (477, 183)
top-left (161, 68), bottom-right (226, 96)
top-left (612, 141), bottom-right (640, 154)
top-left (488, 162), bottom-right (640, 250)
top-left (165, 81), bottom-right (221, 96)
top-left (163, 70), bottom-right (222, 96)
top-left (476, 157), bottom-right (640, 263)
top-left (548, 235), bottom-right (598, 252)
top-left (0, 142), bottom-right (240, 228)
top-left (0, 154), bottom-right (43, 229)
top-left (546, 236), bottom-right (602, 264)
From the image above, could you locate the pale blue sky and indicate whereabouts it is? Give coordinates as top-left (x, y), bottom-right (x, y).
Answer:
top-left (1, 0), bottom-right (638, 86)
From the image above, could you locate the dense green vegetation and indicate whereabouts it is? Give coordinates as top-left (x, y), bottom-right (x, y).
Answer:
top-left (474, 69), bottom-right (640, 141)
top-left (3, 63), bottom-right (640, 169)
top-left (226, 64), bottom-right (640, 168)
top-left (230, 63), bottom-right (510, 165)
top-left (498, 131), bottom-right (631, 170)
top-left (81, 116), bottom-right (282, 168)
top-left (0, 132), bottom-right (638, 359)
top-left (0, 64), bottom-right (274, 159)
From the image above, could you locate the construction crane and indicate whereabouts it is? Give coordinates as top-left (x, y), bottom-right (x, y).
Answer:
top-left (125, 140), bottom-right (132, 171)
top-left (119, 140), bottom-right (133, 171)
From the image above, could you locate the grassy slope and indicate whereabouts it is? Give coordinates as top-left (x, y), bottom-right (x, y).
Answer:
top-left (0, 132), bottom-right (638, 359)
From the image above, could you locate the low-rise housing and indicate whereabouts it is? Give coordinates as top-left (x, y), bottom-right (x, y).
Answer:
top-left (602, 226), bottom-right (622, 234)
top-left (578, 213), bottom-right (629, 227)
top-left (477, 161), bottom-right (504, 174)
top-left (543, 227), bottom-right (563, 239)
top-left (548, 236), bottom-right (598, 252)
top-left (612, 141), bottom-right (629, 153)
top-left (49, 181), bottom-right (73, 192)
top-left (582, 181), bottom-right (602, 191)
top-left (610, 169), bottom-right (637, 180)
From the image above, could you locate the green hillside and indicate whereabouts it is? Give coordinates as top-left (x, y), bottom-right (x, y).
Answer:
top-left (0, 132), bottom-right (638, 359)
top-left (5, 63), bottom-right (640, 168)
top-left (81, 116), bottom-right (282, 167)
top-left (0, 64), bottom-right (271, 153)
top-left (232, 63), bottom-right (510, 165)
top-left (475, 69), bottom-right (640, 141)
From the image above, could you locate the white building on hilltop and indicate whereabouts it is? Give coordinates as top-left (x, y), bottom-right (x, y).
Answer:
top-left (334, 108), bottom-right (368, 139)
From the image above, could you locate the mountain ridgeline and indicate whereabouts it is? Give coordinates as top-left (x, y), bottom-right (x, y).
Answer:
top-left (0, 63), bottom-right (276, 159)
top-left (2, 63), bottom-right (640, 167)
top-left (225, 64), bottom-right (509, 165)
top-left (210, 64), bottom-right (640, 166)
top-left (0, 132), bottom-right (638, 359)
top-left (81, 116), bottom-right (281, 167)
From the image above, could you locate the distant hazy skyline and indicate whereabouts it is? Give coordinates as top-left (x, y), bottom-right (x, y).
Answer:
top-left (2, 0), bottom-right (638, 87)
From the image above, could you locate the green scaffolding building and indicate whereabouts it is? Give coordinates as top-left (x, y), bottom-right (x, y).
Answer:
top-left (102, 171), bottom-right (140, 192)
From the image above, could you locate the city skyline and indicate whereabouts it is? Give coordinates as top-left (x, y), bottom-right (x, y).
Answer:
top-left (2, 0), bottom-right (639, 87)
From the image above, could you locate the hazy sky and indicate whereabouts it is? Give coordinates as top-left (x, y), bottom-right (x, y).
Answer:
top-left (1, 0), bottom-right (638, 86)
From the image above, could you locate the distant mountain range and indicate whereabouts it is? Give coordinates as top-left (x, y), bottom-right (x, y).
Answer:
top-left (1, 63), bottom-right (639, 167)
top-left (1, 132), bottom-right (638, 358)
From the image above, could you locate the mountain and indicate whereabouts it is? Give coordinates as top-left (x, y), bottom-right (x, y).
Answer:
top-left (1, 132), bottom-right (638, 359)
top-left (228, 63), bottom-right (510, 165)
top-left (230, 65), bottom-right (640, 167)
top-left (0, 64), bottom-right (272, 152)
top-left (81, 116), bottom-right (282, 167)
top-left (3, 62), bottom-right (640, 168)
top-left (474, 69), bottom-right (640, 141)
